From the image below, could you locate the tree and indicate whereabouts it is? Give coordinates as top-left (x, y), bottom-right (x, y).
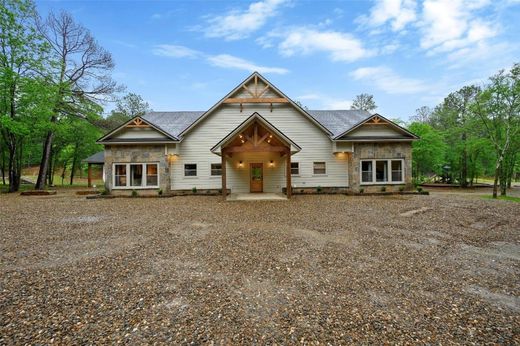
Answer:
top-left (407, 122), bottom-right (446, 181)
top-left (351, 93), bottom-right (377, 112)
top-left (430, 86), bottom-right (480, 187)
top-left (0, 0), bottom-right (52, 192)
top-left (411, 106), bottom-right (433, 123)
top-left (473, 64), bottom-right (520, 198)
top-left (114, 92), bottom-right (151, 118)
top-left (34, 11), bottom-right (119, 190)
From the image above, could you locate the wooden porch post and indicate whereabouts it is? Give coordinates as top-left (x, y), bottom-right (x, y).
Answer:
top-left (87, 163), bottom-right (92, 188)
top-left (286, 147), bottom-right (291, 198)
top-left (221, 150), bottom-right (227, 198)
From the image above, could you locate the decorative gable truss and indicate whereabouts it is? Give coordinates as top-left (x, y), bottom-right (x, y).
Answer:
top-left (96, 116), bottom-right (179, 144)
top-left (179, 72), bottom-right (332, 138)
top-left (223, 74), bottom-right (290, 112)
top-left (334, 114), bottom-right (419, 142)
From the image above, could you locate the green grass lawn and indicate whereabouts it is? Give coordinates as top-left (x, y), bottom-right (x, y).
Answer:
top-left (481, 195), bottom-right (520, 203)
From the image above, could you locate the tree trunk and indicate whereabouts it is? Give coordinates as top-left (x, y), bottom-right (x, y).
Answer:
top-left (70, 143), bottom-right (78, 185)
top-left (1, 146), bottom-right (5, 185)
top-left (461, 133), bottom-right (468, 188)
top-left (492, 165), bottom-right (499, 198)
top-left (35, 128), bottom-right (55, 190)
top-left (7, 139), bottom-right (20, 193)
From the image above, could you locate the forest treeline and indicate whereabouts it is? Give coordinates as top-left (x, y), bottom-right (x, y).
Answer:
top-left (0, 0), bottom-right (150, 192)
top-left (1, 0), bottom-right (518, 198)
top-left (407, 65), bottom-right (520, 197)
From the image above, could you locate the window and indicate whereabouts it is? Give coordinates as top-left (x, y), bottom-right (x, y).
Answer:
top-left (392, 160), bottom-right (403, 182)
top-left (184, 164), bottom-right (197, 177)
top-left (313, 162), bottom-right (326, 175)
top-left (112, 163), bottom-right (159, 188)
top-left (211, 163), bottom-right (222, 176)
top-left (375, 161), bottom-right (388, 182)
top-left (360, 159), bottom-right (404, 184)
top-left (130, 164), bottom-right (143, 187)
top-left (114, 164), bottom-right (127, 187)
top-left (146, 164), bottom-right (158, 186)
top-left (290, 162), bottom-right (299, 175)
top-left (361, 161), bottom-right (373, 183)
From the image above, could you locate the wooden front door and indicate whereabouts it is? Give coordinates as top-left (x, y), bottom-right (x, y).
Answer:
top-left (250, 163), bottom-right (263, 192)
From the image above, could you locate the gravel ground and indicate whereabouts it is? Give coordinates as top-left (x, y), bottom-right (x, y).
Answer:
top-left (1, 191), bottom-right (519, 344)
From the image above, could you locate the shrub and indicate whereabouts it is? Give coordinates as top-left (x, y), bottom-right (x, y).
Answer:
top-left (192, 187), bottom-right (197, 193)
top-left (300, 189), bottom-right (304, 193)
top-left (417, 186), bottom-right (423, 193)
top-left (399, 186), bottom-right (405, 192)
top-left (381, 186), bottom-right (386, 192)
top-left (359, 188), bottom-right (364, 194)
top-left (131, 190), bottom-right (138, 197)
top-left (218, 188), bottom-right (222, 194)
top-left (316, 186), bottom-right (322, 193)
top-left (100, 189), bottom-right (109, 196)
top-left (158, 189), bottom-right (163, 196)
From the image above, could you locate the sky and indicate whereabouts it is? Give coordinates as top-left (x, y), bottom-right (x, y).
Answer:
top-left (35, 0), bottom-right (520, 120)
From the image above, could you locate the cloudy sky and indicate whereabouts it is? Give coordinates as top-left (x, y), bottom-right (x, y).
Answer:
top-left (36, 0), bottom-right (520, 120)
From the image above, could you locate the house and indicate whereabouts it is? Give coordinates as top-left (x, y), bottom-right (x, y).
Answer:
top-left (97, 72), bottom-right (418, 197)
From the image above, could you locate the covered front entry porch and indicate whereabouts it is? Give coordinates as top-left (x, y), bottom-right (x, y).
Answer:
top-left (211, 112), bottom-right (301, 199)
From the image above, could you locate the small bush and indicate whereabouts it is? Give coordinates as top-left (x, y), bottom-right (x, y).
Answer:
top-left (131, 190), bottom-right (138, 197)
top-left (158, 189), bottom-right (163, 196)
top-left (417, 186), bottom-right (423, 193)
top-left (192, 187), bottom-right (197, 193)
top-left (300, 189), bottom-right (304, 193)
top-left (316, 186), bottom-right (322, 193)
top-left (359, 188), bottom-right (364, 194)
top-left (399, 186), bottom-right (405, 192)
top-left (380, 186), bottom-right (386, 192)
top-left (100, 189), bottom-right (109, 196)
top-left (218, 188), bottom-right (222, 194)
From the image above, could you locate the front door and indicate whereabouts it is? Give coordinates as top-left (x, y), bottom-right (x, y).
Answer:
top-left (250, 163), bottom-right (263, 192)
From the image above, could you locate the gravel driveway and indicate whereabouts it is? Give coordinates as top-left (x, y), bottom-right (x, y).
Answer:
top-left (1, 192), bottom-right (519, 344)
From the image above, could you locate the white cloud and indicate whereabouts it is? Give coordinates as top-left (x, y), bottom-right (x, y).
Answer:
top-left (359, 0), bottom-right (417, 31)
top-left (295, 93), bottom-right (352, 110)
top-left (152, 44), bottom-right (202, 58)
top-left (350, 66), bottom-right (428, 94)
top-left (152, 45), bottom-right (289, 74)
top-left (203, 0), bottom-right (288, 41)
top-left (207, 54), bottom-right (289, 74)
top-left (323, 99), bottom-right (353, 110)
top-left (419, 0), bottom-right (497, 52)
top-left (276, 27), bottom-right (373, 62)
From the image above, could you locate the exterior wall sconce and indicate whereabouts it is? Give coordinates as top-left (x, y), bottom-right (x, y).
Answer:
top-left (238, 161), bottom-right (244, 168)
top-left (269, 160), bottom-right (274, 167)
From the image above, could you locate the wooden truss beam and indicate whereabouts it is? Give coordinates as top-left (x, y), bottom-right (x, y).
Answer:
top-left (223, 97), bottom-right (289, 104)
top-left (224, 145), bottom-right (288, 153)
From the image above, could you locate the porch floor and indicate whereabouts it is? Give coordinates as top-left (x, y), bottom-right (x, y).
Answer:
top-left (227, 193), bottom-right (287, 201)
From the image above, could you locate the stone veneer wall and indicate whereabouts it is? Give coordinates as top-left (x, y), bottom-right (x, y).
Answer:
top-left (104, 145), bottom-right (170, 195)
top-left (348, 142), bottom-right (413, 193)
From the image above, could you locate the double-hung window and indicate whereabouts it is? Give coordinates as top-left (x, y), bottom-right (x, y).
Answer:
top-left (113, 163), bottom-right (159, 188)
top-left (184, 164), bottom-right (197, 177)
top-left (313, 162), bottom-right (326, 175)
top-left (360, 159), bottom-right (404, 184)
top-left (211, 163), bottom-right (222, 176)
top-left (290, 162), bottom-right (299, 176)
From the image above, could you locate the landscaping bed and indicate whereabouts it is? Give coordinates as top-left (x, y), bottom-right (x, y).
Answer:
top-left (1, 192), bottom-right (519, 344)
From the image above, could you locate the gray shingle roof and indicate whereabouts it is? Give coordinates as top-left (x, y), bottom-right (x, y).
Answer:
top-left (143, 111), bottom-right (204, 139)
top-left (307, 110), bottom-right (371, 138)
top-left (83, 151), bottom-right (104, 163)
top-left (141, 109), bottom-right (371, 139)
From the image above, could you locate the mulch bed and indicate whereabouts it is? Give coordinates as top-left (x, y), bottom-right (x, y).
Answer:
top-left (19, 190), bottom-right (57, 196)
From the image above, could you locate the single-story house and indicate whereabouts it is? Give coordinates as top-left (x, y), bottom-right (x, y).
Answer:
top-left (97, 72), bottom-right (418, 197)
